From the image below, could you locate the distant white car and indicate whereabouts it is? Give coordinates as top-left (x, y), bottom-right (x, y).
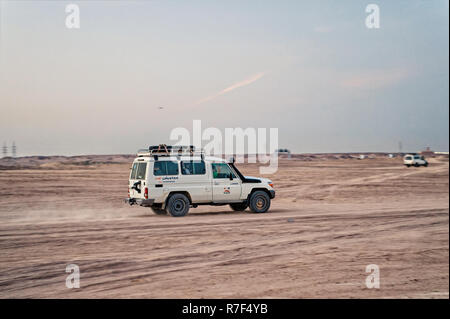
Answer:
top-left (403, 154), bottom-right (428, 167)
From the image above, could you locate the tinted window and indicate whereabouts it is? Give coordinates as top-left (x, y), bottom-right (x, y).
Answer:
top-left (166, 161), bottom-right (179, 175)
top-left (131, 162), bottom-right (147, 180)
top-left (212, 163), bottom-right (236, 179)
top-left (181, 161), bottom-right (206, 175)
top-left (154, 161), bottom-right (179, 176)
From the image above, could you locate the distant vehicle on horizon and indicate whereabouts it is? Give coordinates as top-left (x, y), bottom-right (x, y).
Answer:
top-left (403, 154), bottom-right (428, 167)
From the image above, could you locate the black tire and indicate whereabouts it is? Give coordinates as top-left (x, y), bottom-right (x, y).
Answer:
top-left (230, 202), bottom-right (248, 211)
top-left (414, 163), bottom-right (420, 167)
top-left (406, 164), bottom-right (411, 168)
top-left (424, 163), bottom-right (428, 167)
top-left (248, 191), bottom-right (271, 213)
top-left (150, 207), bottom-right (167, 215)
top-left (165, 193), bottom-right (190, 217)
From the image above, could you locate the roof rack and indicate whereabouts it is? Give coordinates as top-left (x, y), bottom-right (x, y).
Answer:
top-left (137, 144), bottom-right (205, 160)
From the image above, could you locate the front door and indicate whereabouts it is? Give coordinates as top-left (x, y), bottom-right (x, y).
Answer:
top-left (211, 163), bottom-right (242, 202)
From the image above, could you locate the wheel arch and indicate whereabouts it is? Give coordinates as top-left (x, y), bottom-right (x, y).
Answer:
top-left (247, 188), bottom-right (272, 200)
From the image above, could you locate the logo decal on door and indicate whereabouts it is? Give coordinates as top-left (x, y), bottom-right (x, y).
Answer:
top-left (224, 187), bottom-right (230, 194)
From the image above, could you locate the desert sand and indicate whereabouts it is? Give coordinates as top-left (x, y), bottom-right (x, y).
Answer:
top-left (0, 154), bottom-right (448, 298)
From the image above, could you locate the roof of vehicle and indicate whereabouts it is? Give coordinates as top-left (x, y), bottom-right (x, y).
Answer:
top-left (133, 155), bottom-right (228, 163)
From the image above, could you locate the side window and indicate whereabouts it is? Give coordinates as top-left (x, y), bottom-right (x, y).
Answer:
top-left (211, 163), bottom-right (236, 179)
top-left (153, 161), bottom-right (179, 176)
top-left (166, 161), bottom-right (179, 175)
top-left (181, 161), bottom-right (206, 175)
top-left (153, 161), bottom-right (165, 176)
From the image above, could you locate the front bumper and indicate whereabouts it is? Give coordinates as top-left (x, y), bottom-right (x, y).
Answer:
top-left (124, 198), bottom-right (155, 207)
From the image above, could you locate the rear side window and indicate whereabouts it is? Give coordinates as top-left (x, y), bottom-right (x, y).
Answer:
top-left (181, 161), bottom-right (206, 175)
top-left (154, 161), bottom-right (179, 176)
top-left (131, 162), bottom-right (147, 180)
top-left (405, 156), bottom-right (412, 160)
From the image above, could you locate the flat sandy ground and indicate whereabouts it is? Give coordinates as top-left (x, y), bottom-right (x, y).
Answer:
top-left (0, 155), bottom-right (448, 298)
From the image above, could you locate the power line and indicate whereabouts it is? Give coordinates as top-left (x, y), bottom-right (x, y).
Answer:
top-left (2, 142), bottom-right (7, 158)
top-left (12, 141), bottom-right (16, 158)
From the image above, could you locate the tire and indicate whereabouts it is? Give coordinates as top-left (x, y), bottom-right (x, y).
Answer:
top-left (165, 193), bottom-right (190, 217)
top-left (150, 207), bottom-right (167, 215)
top-left (414, 163), bottom-right (420, 167)
top-left (406, 164), bottom-right (410, 168)
top-left (424, 163), bottom-right (428, 167)
top-left (230, 202), bottom-right (248, 211)
top-left (248, 191), bottom-right (271, 213)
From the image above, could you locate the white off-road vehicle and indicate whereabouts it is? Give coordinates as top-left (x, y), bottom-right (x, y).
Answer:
top-left (125, 145), bottom-right (275, 217)
top-left (403, 154), bottom-right (428, 167)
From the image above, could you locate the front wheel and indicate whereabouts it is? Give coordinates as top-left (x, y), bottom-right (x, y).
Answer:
top-left (248, 191), bottom-right (271, 213)
top-left (230, 203), bottom-right (248, 211)
top-left (165, 193), bottom-right (190, 217)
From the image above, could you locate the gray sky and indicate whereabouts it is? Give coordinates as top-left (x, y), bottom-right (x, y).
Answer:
top-left (0, 0), bottom-right (448, 156)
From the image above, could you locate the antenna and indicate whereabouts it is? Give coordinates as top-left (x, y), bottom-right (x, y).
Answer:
top-left (12, 141), bottom-right (16, 158)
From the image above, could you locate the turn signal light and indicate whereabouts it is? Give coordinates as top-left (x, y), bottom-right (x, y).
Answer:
top-left (144, 187), bottom-right (148, 199)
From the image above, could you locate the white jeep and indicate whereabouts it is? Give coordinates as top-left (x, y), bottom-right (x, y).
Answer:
top-left (403, 154), bottom-right (428, 167)
top-left (125, 145), bottom-right (275, 217)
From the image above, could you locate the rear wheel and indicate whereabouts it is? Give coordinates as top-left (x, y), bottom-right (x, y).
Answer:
top-left (166, 193), bottom-right (190, 217)
top-left (248, 191), bottom-right (271, 213)
top-left (230, 202), bottom-right (248, 211)
top-left (414, 163), bottom-right (420, 167)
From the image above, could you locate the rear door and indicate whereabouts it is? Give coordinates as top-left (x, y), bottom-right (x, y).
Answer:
top-left (211, 163), bottom-right (242, 202)
top-left (129, 161), bottom-right (148, 198)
